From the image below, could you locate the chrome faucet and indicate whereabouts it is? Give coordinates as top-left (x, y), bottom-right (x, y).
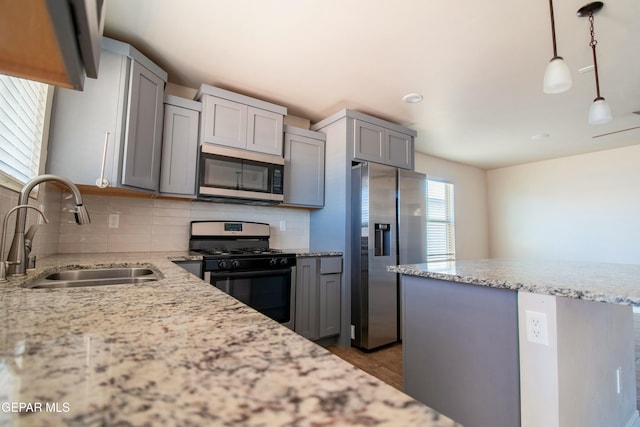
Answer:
top-left (1, 205), bottom-right (49, 281)
top-left (5, 174), bottom-right (91, 277)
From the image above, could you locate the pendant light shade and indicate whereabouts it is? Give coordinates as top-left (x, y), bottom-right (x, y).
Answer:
top-left (578, 2), bottom-right (612, 125)
top-left (543, 57), bottom-right (572, 94)
top-left (588, 97), bottom-right (612, 125)
top-left (544, 0), bottom-right (571, 94)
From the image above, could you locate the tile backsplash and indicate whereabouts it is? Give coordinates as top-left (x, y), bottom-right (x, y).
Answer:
top-left (57, 194), bottom-right (310, 253)
top-left (1, 184), bottom-right (311, 257)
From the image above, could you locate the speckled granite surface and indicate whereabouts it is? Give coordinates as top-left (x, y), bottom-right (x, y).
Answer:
top-left (0, 252), bottom-right (458, 426)
top-left (282, 249), bottom-right (343, 258)
top-left (389, 258), bottom-right (640, 307)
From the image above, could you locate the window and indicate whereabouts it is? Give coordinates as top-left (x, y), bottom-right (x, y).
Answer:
top-left (0, 74), bottom-right (52, 192)
top-left (426, 179), bottom-right (455, 261)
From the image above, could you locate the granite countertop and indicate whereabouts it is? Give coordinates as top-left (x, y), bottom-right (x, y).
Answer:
top-left (389, 258), bottom-right (640, 307)
top-left (0, 252), bottom-right (457, 426)
top-left (288, 249), bottom-right (343, 258)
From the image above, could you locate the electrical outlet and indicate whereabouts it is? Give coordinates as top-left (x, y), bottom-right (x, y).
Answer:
top-left (525, 310), bottom-right (549, 345)
top-left (108, 214), bottom-right (120, 229)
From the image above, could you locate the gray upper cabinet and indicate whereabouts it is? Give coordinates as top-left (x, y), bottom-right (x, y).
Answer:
top-left (353, 118), bottom-right (414, 170)
top-left (200, 95), bottom-right (247, 149)
top-left (46, 37), bottom-right (167, 192)
top-left (283, 126), bottom-right (326, 208)
top-left (311, 109), bottom-right (416, 170)
top-left (160, 95), bottom-right (201, 197)
top-left (247, 106), bottom-right (284, 155)
top-left (385, 128), bottom-right (414, 169)
top-left (196, 84), bottom-right (286, 156)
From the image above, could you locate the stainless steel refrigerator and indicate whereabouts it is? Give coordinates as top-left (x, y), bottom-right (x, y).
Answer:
top-left (351, 162), bottom-right (426, 350)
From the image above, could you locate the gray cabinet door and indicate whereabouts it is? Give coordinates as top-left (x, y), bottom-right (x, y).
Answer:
top-left (46, 43), bottom-right (166, 192)
top-left (47, 49), bottom-right (125, 187)
top-left (121, 60), bottom-right (165, 190)
top-left (353, 119), bottom-right (385, 163)
top-left (201, 95), bottom-right (247, 149)
top-left (283, 132), bottom-right (325, 207)
top-left (385, 128), bottom-right (414, 169)
top-left (403, 276), bottom-right (520, 427)
top-left (295, 257), bottom-right (318, 339)
top-left (353, 118), bottom-right (414, 170)
top-left (160, 104), bottom-right (199, 196)
top-left (318, 273), bottom-right (341, 338)
top-left (247, 106), bottom-right (283, 155)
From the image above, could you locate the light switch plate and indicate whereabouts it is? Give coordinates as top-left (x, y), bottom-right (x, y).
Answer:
top-left (108, 213), bottom-right (120, 229)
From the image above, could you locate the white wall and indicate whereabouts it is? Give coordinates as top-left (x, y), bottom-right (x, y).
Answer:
top-left (414, 152), bottom-right (489, 260)
top-left (487, 144), bottom-right (640, 264)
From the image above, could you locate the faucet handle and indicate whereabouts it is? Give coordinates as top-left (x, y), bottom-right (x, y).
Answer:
top-left (0, 259), bottom-right (19, 282)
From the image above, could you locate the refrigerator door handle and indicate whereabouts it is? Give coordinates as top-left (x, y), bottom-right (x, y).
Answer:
top-left (374, 223), bottom-right (390, 256)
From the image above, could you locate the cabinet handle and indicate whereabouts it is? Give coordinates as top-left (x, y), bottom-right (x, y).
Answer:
top-left (96, 131), bottom-right (111, 188)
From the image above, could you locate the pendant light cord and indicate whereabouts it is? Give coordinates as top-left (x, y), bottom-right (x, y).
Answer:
top-left (548, 0), bottom-right (559, 57)
top-left (589, 13), bottom-right (603, 99)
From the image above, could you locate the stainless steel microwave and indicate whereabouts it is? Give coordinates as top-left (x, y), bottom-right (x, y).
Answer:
top-left (198, 145), bottom-right (284, 204)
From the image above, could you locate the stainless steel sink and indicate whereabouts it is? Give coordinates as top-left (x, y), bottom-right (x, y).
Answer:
top-left (29, 267), bottom-right (161, 289)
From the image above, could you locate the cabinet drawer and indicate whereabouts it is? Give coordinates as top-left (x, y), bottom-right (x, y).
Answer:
top-left (320, 257), bottom-right (342, 274)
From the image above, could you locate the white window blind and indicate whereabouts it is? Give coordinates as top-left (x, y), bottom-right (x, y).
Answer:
top-left (426, 179), bottom-right (455, 262)
top-left (0, 74), bottom-right (50, 189)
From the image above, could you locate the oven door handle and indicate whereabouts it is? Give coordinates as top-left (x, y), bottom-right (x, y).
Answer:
top-left (208, 268), bottom-right (292, 279)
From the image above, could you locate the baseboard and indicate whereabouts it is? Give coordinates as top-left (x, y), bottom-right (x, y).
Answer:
top-left (625, 410), bottom-right (640, 427)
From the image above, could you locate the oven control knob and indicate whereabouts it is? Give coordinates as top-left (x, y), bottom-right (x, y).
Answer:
top-left (270, 258), bottom-right (278, 266)
top-left (231, 260), bottom-right (240, 268)
top-left (279, 257), bottom-right (288, 266)
top-left (217, 260), bottom-right (229, 270)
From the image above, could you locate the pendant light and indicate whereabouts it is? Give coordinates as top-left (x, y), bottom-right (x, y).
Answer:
top-left (578, 1), bottom-right (612, 125)
top-left (543, 0), bottom-right (572, 94)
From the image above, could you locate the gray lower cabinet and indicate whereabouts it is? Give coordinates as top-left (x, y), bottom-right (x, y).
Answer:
top-left (173, 260), bottom-right (203, 279)
top-left (46, 37), bottom-right (167, 192)
top-left (196, 84), bottom-right (286, 156)
top-left (402, 275), bottom-right (520, 427)
top-left (283, 126), bottom-right (325, 208)
top-left (160, 95), bottom-right (201, 197)
top-left (295, 256), bottom-right (342, 340)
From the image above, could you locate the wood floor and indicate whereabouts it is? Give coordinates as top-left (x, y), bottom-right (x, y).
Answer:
top-left (326, 343), bottom-right (403, 391)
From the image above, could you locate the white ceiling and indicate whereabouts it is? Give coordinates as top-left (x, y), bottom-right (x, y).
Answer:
top-left (103, 0), bottom-right (640, 170)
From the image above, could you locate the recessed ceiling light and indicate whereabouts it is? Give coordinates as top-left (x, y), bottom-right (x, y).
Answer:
top-left (530, 133), bottom-right (550, 141)
top-left (402, 93), bottom-right (423, 103)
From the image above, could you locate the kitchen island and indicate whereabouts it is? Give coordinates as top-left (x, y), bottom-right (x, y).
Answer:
top-left (389, 259), bottom-right (640, 427)
top-left (0, 252), bottom-right (459, 427)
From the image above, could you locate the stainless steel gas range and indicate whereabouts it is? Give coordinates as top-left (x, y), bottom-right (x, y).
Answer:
top-left (189, 221), bottom-right (296, 330)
